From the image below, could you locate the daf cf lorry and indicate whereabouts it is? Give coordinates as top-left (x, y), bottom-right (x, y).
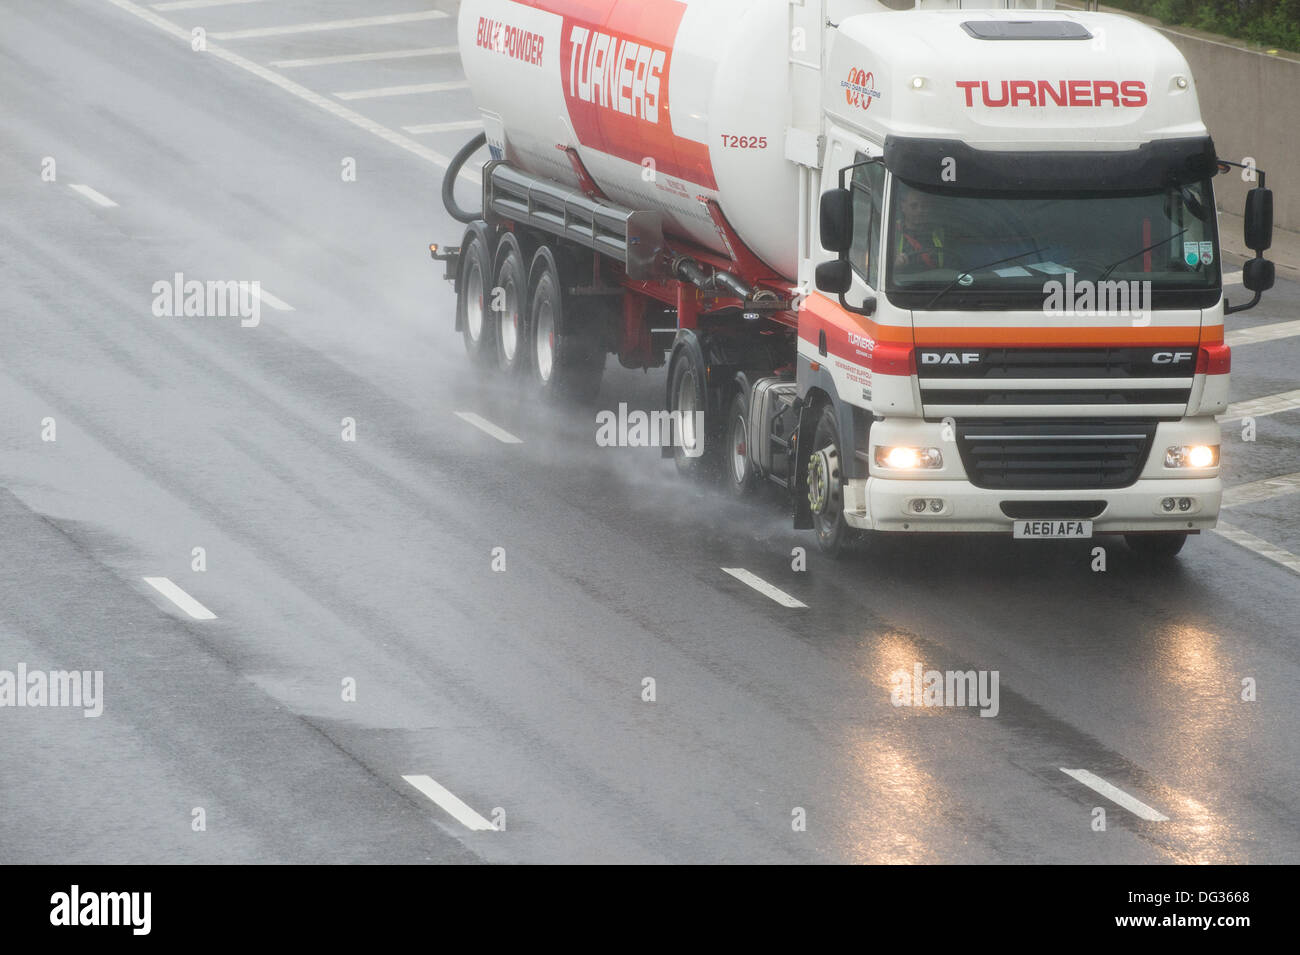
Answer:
top-left (433, 0), bottom-right (1277, 558)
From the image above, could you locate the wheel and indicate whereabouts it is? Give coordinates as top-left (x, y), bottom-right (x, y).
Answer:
top-left (528, 251), bottom-right (604, 402)
top-left (808, 403), bottom-right (862, 556)
top-left (725, 390), bottom-right (760, 496)
top-left (668, 351), bottom-right (723, 479)
top-left (492, 237), bottom-right (529, 376)
top-left (1125, 532), bottom-right (1188, 560)
top-left (458, 232), bottom-right (496, 367)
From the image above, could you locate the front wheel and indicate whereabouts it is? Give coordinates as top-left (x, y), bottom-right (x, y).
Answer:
top-left (809, 403), bottom-right (863, 556)
top-left (1125, 532), bottom-right (1188, 560)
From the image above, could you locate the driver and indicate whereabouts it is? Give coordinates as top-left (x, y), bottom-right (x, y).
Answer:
top-left (894, 188), bottom-right (945, 271)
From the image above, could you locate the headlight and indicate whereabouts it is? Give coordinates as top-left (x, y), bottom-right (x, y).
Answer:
top-left (1165, 444), bottom-right (1219, 468)
top-left (875, 446), bottom-right (943, 469)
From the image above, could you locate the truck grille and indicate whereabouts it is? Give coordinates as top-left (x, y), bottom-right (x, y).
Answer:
top-left (927, 388), bottom-right (1189, 406)
top-left (917, 347), bottom-right (1193, 415)
top-left (956, 419), bottom-right (1157, 490)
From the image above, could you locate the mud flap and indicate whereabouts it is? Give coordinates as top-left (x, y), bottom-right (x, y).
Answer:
top-left (791, 397), bottom-right (814, 530)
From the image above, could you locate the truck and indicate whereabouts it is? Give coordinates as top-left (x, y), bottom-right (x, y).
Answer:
top-left (433, 0), bottom-right (1277, 558)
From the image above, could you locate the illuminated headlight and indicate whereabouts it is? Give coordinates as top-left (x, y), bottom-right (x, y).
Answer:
top-left (1165, 445), bottom-right (1219, 469)
top-left (875, 446), bottom-right (943, 469)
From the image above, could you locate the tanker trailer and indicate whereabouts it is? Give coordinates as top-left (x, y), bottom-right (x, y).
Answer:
top-left (433, 0), bottom-right (1277, 559)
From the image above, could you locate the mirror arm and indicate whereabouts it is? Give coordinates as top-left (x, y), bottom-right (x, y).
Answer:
top-left (839, 291), bottom-right (877, 317)
top-left (1215, 158), bottom-right (1267, 190)
top-left (1224, 289), bottom-right (1262, 315)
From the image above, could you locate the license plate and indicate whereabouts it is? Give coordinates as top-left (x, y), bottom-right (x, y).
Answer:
top-left (1013, 519), bottom-right (1093, 539)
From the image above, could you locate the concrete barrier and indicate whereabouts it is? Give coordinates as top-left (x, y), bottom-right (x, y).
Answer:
top-left (1161, 30), bottom-right (1300, 237)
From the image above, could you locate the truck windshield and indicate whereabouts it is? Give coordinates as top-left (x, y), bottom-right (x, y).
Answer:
top-left (884, 179), bottom-right (1220, 308)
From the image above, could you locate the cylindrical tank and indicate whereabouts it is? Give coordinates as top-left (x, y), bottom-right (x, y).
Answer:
top-left (459, 0), bottom-right (801, 278)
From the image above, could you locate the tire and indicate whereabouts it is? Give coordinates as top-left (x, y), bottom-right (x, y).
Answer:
top-left (725, 390), bottom-right (760, 496)
top-left (668, 350), bottom-right (723, 479)
top-left (528, 251), bottom-right (604, 403)
top-left (492, 237), bottom-right (530, 377)
top-left (1125, 532), bottom-right (1188, 560)
top-left (808, 402), bottom-right (862, 556)
top-left (458, 232), bottom-right (496, 367)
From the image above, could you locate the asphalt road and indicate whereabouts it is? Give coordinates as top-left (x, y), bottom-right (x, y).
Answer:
top-left (1, 0), bottom-right (1298, 864)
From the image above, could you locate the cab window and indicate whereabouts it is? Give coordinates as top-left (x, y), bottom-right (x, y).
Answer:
top-left (849, 157), bottom-right (885, 289)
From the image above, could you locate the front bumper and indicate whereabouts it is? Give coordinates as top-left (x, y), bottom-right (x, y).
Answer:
top-left (846, 476), bottom-right (1221, 534)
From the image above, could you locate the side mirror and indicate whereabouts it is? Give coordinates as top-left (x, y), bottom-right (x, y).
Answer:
top-left (815, 259), bottom-right (852, 295)
top-left (819, 188), bottom-right (853, 253)
top-left (1244, 187), bottom-right (1273, 252)
top-left (1243, 256), bottom-right (1275, 293)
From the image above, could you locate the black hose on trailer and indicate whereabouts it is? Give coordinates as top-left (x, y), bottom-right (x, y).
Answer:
top-left (442, 132), bottom-right (487, 224)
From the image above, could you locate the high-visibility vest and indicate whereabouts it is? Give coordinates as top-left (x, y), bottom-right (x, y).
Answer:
top-left (897, 230), bottom-right (944, 268)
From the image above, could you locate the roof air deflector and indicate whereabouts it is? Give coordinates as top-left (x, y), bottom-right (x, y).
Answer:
top-left (961, 20), bottom-right (1092, 41)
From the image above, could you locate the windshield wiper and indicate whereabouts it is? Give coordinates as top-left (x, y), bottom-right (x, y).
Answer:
top-left (1097, 228), bottom-right (1189, 283)
top-left (923, 248), bottom-right (1043, 310)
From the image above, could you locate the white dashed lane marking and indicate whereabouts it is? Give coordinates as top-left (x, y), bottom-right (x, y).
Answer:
top-left (271, 46), bottom-right (458, 69)
top-left (402, 775), bottom-right (498, 831)
top-left (1219, 388), bottom-right (1300, 423)
top-left (1060, 769), bottom-right (1169, 822)
top-left (254, 287), bottom-right (293, 312)
top-left (404, 120), bottom-right (484, 135)
top-left (1221, 472), bottom-right (1300, 508)
top-left (335, 81), bottom-right (471, 101)
top-left (153, 0), bottom-right (265, 11)
top-left (143, 577), bottom-right (217, 620)
top-left (1226, 319), bottom-right (1300, 347)
top-left (454, 412), bottom-right (522, 445)
top-left (210, 11), bottom-right (446, 40)
top-left (1212, 522), bottom-right (1300, 575)
top-left (69, 184), bottom-right (118, 207)
top-left (721, 568), bottom-right (807, 608)
top-left (102, 0), bottom-right (475, 178)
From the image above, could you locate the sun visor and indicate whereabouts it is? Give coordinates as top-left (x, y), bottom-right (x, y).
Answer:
top-left (882, 136), bottom-right (1218, 192)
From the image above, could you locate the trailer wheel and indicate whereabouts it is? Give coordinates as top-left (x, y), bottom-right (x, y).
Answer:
top-left (1125, 532), bottom-right (1188, 560)
top-left (492, 235), bottom-right (530, 377)
top-left (668, 349), bottom-right (722, 479)
top-left (458, 232), bottom-right (496, 367)
top-left (725, 390), bottom-right (759, 495)
top-left (809, 403), bottom-right (862, 556)
top-left (528, 250), bottom-right (604, 402)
